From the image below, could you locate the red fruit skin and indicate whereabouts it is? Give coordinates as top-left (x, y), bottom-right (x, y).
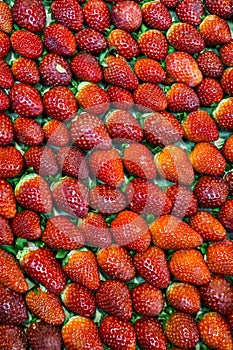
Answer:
top-left (57, 146), bottom-right (89, 180)
top-left (142, 1), bottom-right (172, 31)
top-left (167, 83), bottom-right (200, 113)
top-left (44, 24), bottom-right (76, 57)
top-left (161, 0), bottom-right (178, 7)
top-left (205, 0), bottom-right (233, 18)
top-left (107, 86), bottom-right (134, 110)
top-left (83, 0), bottom-right (111, 33)
top-left (12, 0), bottom-right (46, 32)
top-left (134, 58), bottom-right (166, 84)
top-left (166, 184), bottom-right (198, 218)
top-left (0, 89), bottom-right (10, 112)
top-left (24, 146), bottom-right (58, 177)
top-left (108, 29), bottom-right (140, 60)
top-left (176, 0), bottom-right (204, 26)
top-left (218, 199), bottom-right (233, 231)
top-left (196, 78), bottom-right (223, 107)
top-left (166, 283), bottom-right (201, 314)
top-left (76, 82), bottom-right (110, 115)
top-left (138, 30), bottom-right (168, 61)
top-left (206, 242), bottom-right (233, 276)
top-left (132, 283), bottom-right (164, 316)
top-left (227, 314), bottom-right (233, 330)
top-left (39, 53), bottom-right (72, 87)
top-left (0, 59), bottom-right (14, 89)
top-left (222, 135), bottom-right (233, 163)
top-left (71, 53), bottom-right (103, 83)
top-left (0, 325), bottom-right (27, 350)
top-left (76, 28), bottom-right (107, 54)
top-left (43, 120), bottom-right (69, 147)
top-left (0, 2), bottom-right (13, 33)
top-left (51, 0), bottom-right (83, 31)
top-left (10, 84), bottom-right (43, 118)
top-left (197, 50), bottom-right (223, 78)
top-left (111, 1), bottom-right (142, 32)
top-left (0, 179), bottom-right (17, 219)
top-left (10, 30), bottom-right (43, 59)
top-left (214, 97), bottom-right (233, 131)
top-left (221, 68), bottom-right (233, 96)
top-left (0, 114), bottom-right (14, 146)
top-left (28, 322), bottom-right (62, 350)
top-left (0, 216), bottom-right (13, 245)
top-left (0, 31), bottom-right (10, 58)
top-left (135, 317), bottom-right (168, 350)
top-left (12, 57), bottom-right (40, 85)
top-left (134, 83), bottom-right (167, 112)
top-left (14, 117), bottom-right (44, 146)
top-left (224, 171), bottom-right (233, 196)
top-left (199, 15), bottom-right (232, 46)
top-left (220, 41), bottom-right (233, 66)
top-left (11, 210), bottom-right (42, 241)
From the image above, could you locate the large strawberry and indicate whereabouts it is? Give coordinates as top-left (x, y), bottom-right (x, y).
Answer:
top-left (39, 53), bottom-right (72, 87)
top-left (0, 146), bottom-right (24, 178)
top-left (196, 77), bottom-right (223, 107)
top-left (138, 29), bottom-right (168, 61)
top-left (206, 242), bottom-right (233, 276)
top-left (220, 41), bottom-right (233, 66)
top-left (51, 0), bottom-right (83, 31)
top-left (76, 28), bottom-right (107, 54)
top-left (134, 83), bottom-right (167, 111)
top-left (24, 146), bottom-right (58, 177)
top-left (214, 97), bottom-right (233, 131)
top-left (108, 29), bottom-right (140, 59)
top-left (14, 117), bottom-right (44, 146)
top-left (0, 179), bottom-right (17, 219)
top-left (111, 0), bottom-right (142, 32)
top-left (166, 184), bottom-right (198, 218)
top-left (12, 0), bottom-right (46, 32)
top-left (135, 317), bottom-right (168, 350)
top-left (166, 282), bottom-right (201, 314)
top-left (83, 0), bottom-right (110, 33)
top-left (43, 119), bottom-right (69, 147)
top-left (132, 283), bottom-right (164, 316)
top-left (10, 30), bottom-right (43, 59)
top-left (11, 210), bottom-right (42, 241)
top-left (199, 15), bottom-right (232, 46)
top-left (166, 83), bottom-right (200, 112)
top-left (0, 216), bottom-right (14, 245)
top-left (142, 1), bottom-right (172, 30)
top-left (44, 24), bottom-right (76, 57)
top-left (12, 57), bottom-right (40, 85)
top-left (134, 58), bottom-right (166, 84)
top-left (76, 82), bottom-right (110, 115)
top-left (218, 199), bottom-right (233, 231)
top-left (197, 50), bottom-right (223, 78)
top-left (57, 146), bottom-right (89, 180)
top-left (0, 2), bottom-right (12, 33)
top-left (176, 0), bottom-right (204, 25)
top-left (71, 53), bottom-right (103, 83)
top-left (0, 325), bottom-right (27, 350)
top-left (0, 59), bottom-right (14, 89)
top-left (0, 31), bottom-right (10, 59)
top-left (28, 322), bottom-right (62, 350)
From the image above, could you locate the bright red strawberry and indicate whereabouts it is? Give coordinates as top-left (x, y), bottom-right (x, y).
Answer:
top-left (76, 28), bottom-right (107, 54)
top-left (12, 0), bottom-right (45, 32)
top-left (111, 1), bottom-right (142, 32)
top-left (161, 0), bottom-right (178, 7)
top-left (44, 24), bottom-right (76, 57)
top-left (132, 283), bottom-right (164, 316)
top-left (0, 146), bottom-right (24, 178)
top-left (0, 31), bottom-right (10, 58)
top-left (14, 117), bottom-right (44, 146)
top-left (218, 199), bottom-right (233, 231)
top-left (76, 82), bottom-right (110, 115)
top-left (199, 15), bottom-right (232, 46)
top-left (10, 30), bottom-right (43, 59)
top-left (28, 322), bottom-right (62, 350)
top-left (214, 97), bottom-right (233, 131)
top-left (0, 216), bottom-right (13, 245)
top-left (89, 184), bottom-right (126, 214)
top-left (138, 29), bottom-right (168, 60)
top-left (134, 246), bottom-right (170, 288)
top-left (0, 2), bottom-right (12, 33)
top-left (0, 89), bottom-right (10, 111)
top-left (196, 78), bottom-right (223, 107)
top-left (134, 58), bottom-right (166, 84)
top-left (220, 41), bottom-right (233, 66)
top-left (43, 119), bottom-right (69, 147)
top-left (107, 86), bottom-right (134, 110)
top-left (57, 146), bottom-right (89, 180)
top-left (0, 113), bottom-right (13, 146)
top-left (167, 83), bottom-right (200, 112)
top-left (11, 210), bottom-right (42, 241)
top-left (134, 83), bottom-right (167, 111)
top-left (166, 283), bottom-right (201, 314)
top-left (206, 242), bottom-right (233, 275)
top-left (51, 0), bottom-right (83, 31)
top-left (71, 53), bottom-right (102, 83)
top-left (10, 84), bottom-right (43, 118)
top-left (24, 146), bottom-right (58, 177)
top-left (0, 179), bottom-right (17, 219)
top-left (176, 0), bottom-right (203, 25)
top-left (0, 283), bottom-right (27, 324)
top-left (83, 0), bottom-right (110, 33)
top-left (221, 68), bottom-right (233, 96)
top-left (135, 317), bottom-right (168, 350)
top-left (166, 184), bottom-right (198, 218)
top-left (108, 29), bottom-right (140, 59)
top-left (0, 59), bottom-right (14, 89)
top-left (205, 0), bottom-right (233, 18)
top-left (12, 57), bottom-right (40, 85)
top-left (63, 249), bottom-right (100, 290)
top-left (39, 53), bottom-right (72, 87)
top-left (0, 325), bottom-right (27, 350)
top-left (142, 1), bottom-right (172, 30)
top-left (197, 50), bottom-right (224, 78)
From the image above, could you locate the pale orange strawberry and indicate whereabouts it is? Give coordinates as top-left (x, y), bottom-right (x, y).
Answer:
top-left (199, 15), bottom-right (232, 46)
top-left (167, 83), bottom-right (200, 112)
top-left (213, 97), bottom-right (233, 131)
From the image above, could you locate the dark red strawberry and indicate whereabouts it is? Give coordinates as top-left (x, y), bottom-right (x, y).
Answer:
top-left (10, 30), bottom-right (43, 59)
top-left (207, 242), bottom-right (233, 276)
top-left (167, 83), bottom-right (200, 112)
top-left (0, 2), bottom-right (12, 33)
top-left (28, 322), bottom-right (62, 350)
top-left (0, 113), bottom-right (13, 146)
top-left (76, 82), bottom-right (110, 115)
top-left (0, 179), bottom-right (17, 219)
top-left (12, 0), bottom-right (46, 32)
top-left (138, 29), bottom-right (168, 60)
top-left (166, 184), bottom-right (198, 218)
top-left (0, 216), bottom-right (13, 245)
top-left (107, 86), bottom-right (134, 110)
top-left (0, 146), bottom-right (24, 178)
top-left (12, 57), bottom-right (40, 85)
top-left (176, 0), bottom-right (204, 25)
top-left (57, 146), bottom-right (89, 180)
top-left (43, 120), bottom-right (69, 147)
top-left (134, 58), bottom-right (165, 84)
top-left (166, 283), bottom-right (201, 314)
top-left (199, 15), bottom-right (232, 46)
top-left (24, 146), bottom-right (58, 177)
top-left (220, 41), bottom-right (233, 66)
top-left (214, 97), bottom-right (233, 131)
top-left (71, 53), bottom-right (103, 83)
top-left (14, 117), bottom-right (44, 146)
top-left (51, 0), bottom-right (83, 31)
top-left (196, 78), bottom-right (223, 107)
top-left (0, 31), bottom-right (10, 58)
top-left (218, 199), bottom-right (233, 231)
top-left (221, 68), bottom-right (233, 96)
top-left (134, 83), bottom-right (167, 112)
top-left (0, 325), bottom-right (27, 350)
top-left (142, 1), bottom-right (172, 30)
top-left (161, 0), bottom-right (178, 7)
top-left (76, 28), bottom-right (107, 54)
top-left (11, 210), bottom-right (42, 241)
top-left (108, 29), bottom-right (140, 60)
top-left (132, 283), bottom-right (164, 316)
top-left (111, 0), bottom-right (142, 32)
top-left (44, 24), bottom-right (76, 57)
top-left (197, 50), bottom-right (224, 78)
top-left (0, 59), bottom-right (14, 89)
top-left (0, 89), bottom-right (10, 112)
top-left (224, 171), bottom-right (233, 196)
top-left (39, 53), bottom-right (72, 87)
top-left (135, 317), bottom-right (168, 350)
top-left (205, 0), bottom-right (233, 18)
top-left (83, 0), bottom-right (110, 33)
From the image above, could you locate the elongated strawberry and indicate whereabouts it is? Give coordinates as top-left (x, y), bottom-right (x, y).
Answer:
top-left (0, 325), bottom-right (27, 350)
top-left (199, 15), bottom-right (232, 46)
top-left (83, 0), bottom-right (110, 33)
top-left (28, 322), bottom-right (62, 350)
top-left (0, 179), bottom-right (17, 219)
top-left (0, 146), bottom-right (23, 178)
top-left (10, 30), bottom-right (43, 59)
top-left (134, 58), bottom-right (165, 84)
top-left (0, 216), bottom-right (13, 245)
top-left (44, 24), bottom-right (76, 57)
top-left (196, 78), bottom-right (223, 107)
top-left (14, 117), bottom-right (44, 146)
top-left (218, 199), bottom-right (233, 231)
top-left (51, 0), bottom-right (83, 31)
top-left (220, 41), bottom-right (233, 67)
top-left (57, 146), bottom-right (89, 180)
top-left (134, 83), bottom-right (167, 112)
top-left (132, 283), bottom-right (164, 316)
top-left (166, 283), bottom-right (201, 314)
top-left (167, 83), bottom-right (200, 112)
top-left (0, 114), bottom-right (13, 146)
top-left (206, 242), bottom-right (233, 276)
top-left (43, 119), bottom-right (69, 147)
top-left (107, 86), bottom-right (134, 110)
top-left (76, 82), bottom-right (110, 115)
top-left (135, 317), bottom-right (168, 350)
top-left (0, 59), bottom-right (14, 89)
top-left (76, 28), bottom-right (107, 54)
top-left (90, 184), bottom-right (126, 214)
top-left (176, 0), bottom-right (203, 25)
top-left (0, 2), bottom-right (12, 33)
top-left (221, 68), bottom-right (233, 96)
top-left (214, 97), bottom-right (233, 131)
top-left (0, 31), bottom-right (10, 58)
top-left (12, 0), bottom-right (45, 32)
top-left (166, 184), bottom-right (198, 218)
top-left (71, 53), bottom-right (103, 83)
top-left (11, 210), bottom-right (42, 241)
top-left (205, 0), bottom-right (233, 18)
top-left (0, 89), bottom-right (10, 112)
top-left (142, 1), bottom-right (172, 30)
top-left (24, 146), bottom-right (58, 177)
top-left (138, 29), bottom-right (168, 61)
top-left (39, 53), bottom-right (72, 87)
top-left (12, 57), bottom-right (40, 85)
top-left (108, 29), bottom-right (140, 59)
top-left (111, 1), bottom-right (142, 32)
top-left (197, 50), bottom-right (223, 78)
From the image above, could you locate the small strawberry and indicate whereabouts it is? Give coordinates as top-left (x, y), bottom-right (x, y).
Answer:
top-left (24, 146), bottom-right (58, 177)
top-left (197, 50), bottom-right (223, 78)
top-left (166, 83), bottom-right (200, 112)
top-left (0, 59), bottom-right (14, 89)
top-left (28, 322), bottom-right (62, 350)
top-left (89, 184), bottom-right (126, 214)
top-left (111, 1), bottom-right (142, 32)
top-left (0, 216), bottom-right (13, 245)
top-left (142, 1), bottom-right (172, 30)
top-left (83, 0), bottom-right (110, 33)
top-left (51, 0), bottom-right (83, 31)
top-left (14, 117), bottom-right (44, 147)
top-left (166, 283), bottom-right (201, 314)
top-left (11, 210), bottom-right (42, 241)
top-left (10, 30), bottom-right (43, 59)
top-left (12, 57), bottom-right (40, 85)
top-left (138, 29), bottom-right (168, 61)
top-left (107, 86), bottom-right (134, 110)
top-left (71, 53), bottom-right (103, 83)
top-left (0, 113), bottom-right (14, 146)
top-left (39, 53), bottom-right (72, 87)
top-left (134, 58), bottom-right (166, 84)
top-left (0, 325), bottom-right (27, 350)
top-left (196, 78), bottom-right (223, 107)
top-left (0, 31), bottom-right (10, 58)
top-left (108, 29), bottom-right (140, 59)
top-left (218, 199), bottom-right (233, 231)
top-left (43, 120), bottom-right (69, 147)
top-left (0, 146), bottom-right (23, 178)
top-left (0, 2), bottom-right (12, 33)
top-left (220, 41), bottom-right (233, 66)
top-left (0, 89), bottom-right (10, 112)
top-left (199, 15), bottom-right (232, 46)
top-left (221, 68), bottom-right (233, 96)
top-left (44, 24), bottom-right (76, 57)
top-left (176, 0), bottom-right (204, 26)
top-left (134, 83), bottom-right (167, 111)
top-left (57, 146), bottom-right (89, 180)
top-left (214, 97), bottom-right (233, 131)
top-left (12, 0), bottom-right (46, 32)
top-left (205, 0), bottom-right (233, 18)
top-left (166, 184), bottom-right (198, 218)
top-left (135, 317), bottom-right (168, 350)
top-left (0, 179), bottom-right (17, 219)
top-left (132, 283), bottom-right (164, 316)
top-left (76, 28), bottom-right (107, 54)
top-left (206, 242), bottom-right (233, 276)
top-left (76, 82), bottom-right (110, 115)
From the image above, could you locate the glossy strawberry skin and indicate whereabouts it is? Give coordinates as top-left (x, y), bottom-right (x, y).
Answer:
top-left (12, 58), bottom-right (40, 85)
top-left (76, 82), bottom-right (110, 115)
top-left (0, 89), bottom-right (10, 112)
top-left (135, 317), bottom-right (168, 350)
top-left (221, 68), bottom-right (233, 96)
top-left (199, 15), bottom-right (232, 46)
top-left (39, 53), bottom-right (72, 87)
top-left (57, 146), bottom-right (89, 180)
top-left (12, 0), bottom-right (46, 32)
top-left (166, 184), bottom-right (198, 218)
top-left (134, 58), bottom-right (166, 84)
top-left (134, 83), bottom-right (167, 112)
top-left (11, 210), bottom-right (42, 241)
top-left (176, 0), bottom-right (204, 26)
top-left (214, 97), bottom-right (233, 131)
top-left (90, 184), bottom-right (126, 214)
top-left (166, 283), bottom-right (201, 314)
top-left (0, 216), bottom-right (14, 245)
top-left (43, 120), bottom-right (69, 147)
top-left (0, 59), bottom-right (14, 89)
top-left (132, 283), bottom-right (164, 317)
top-left (167, 83), bottom-right (200, 112)
top-left (197, 50), bottom-right (224, 78)
top-left (10, 30), bottom-right (43, 59)
top-left (10, 84), bottom-right (43, 118)
top-left (205, 0), bottom-right (233, 18)
top-left (71, 53), bottom-right (103, 83)
top-left (108, 29), bottom-right (140, 59)
top-left (24, 146), bottom-right (58, 177)
top-left (0, 2), bottom-right (12, 33)
top-left (0, 114), bottom-right (14, 146)
top-left (44, 24), bottom-right (76, 57)
top-left (107, 86), bottom-right (134, 110)
top-left (0, 31), bottom-right (10, 58)
top-left (138, 29), bottom-right (168, 61)
top-left (142, 1), bottom-right (172, 30)
top-left (111, 1), bottom-right (142, 32)
top-left (51, 0), bottom-right (83, 31)
top-left (220, 41), bottom-right (233, 66)
top-left (196, 78), bottom-right (223, 107)
top-left (76, 28), bottom-right (107, 54)
top-left (14, 117), bottom-right (44, 146)
top-left (206, 242), bottom-right (233, 276)
top-left (28, 322), bottom-right (62, 350)
top-left (0, 179), bottom-right (17, 219)
top-left (83, 0), bottom-right (110, 33)
top-left (218, 199), bottom-right (233, 231)
top-left (0, 325), bottom-right (27, 350)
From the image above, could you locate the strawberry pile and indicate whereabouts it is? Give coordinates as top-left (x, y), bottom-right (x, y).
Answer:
top-left (0, 0), bottom-right (233, 349)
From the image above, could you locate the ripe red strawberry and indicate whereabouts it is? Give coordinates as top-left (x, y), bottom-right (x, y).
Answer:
top-left (111, 1), bottom-right (142, 32)
top-left (70, 112), bottom-right (111, 150)
top-left (206, 242), bottom-right (233, 275)
top-left (221, 68), bottom-right (233, 96)
top-left (97, 245), bottom-right (136, 281)
top-left (107, 86), bottom-right (134, 110)
top-left (189, 210), bottom-right (226, 241)
top-left (0, 248), bottom-right (28, 293)
top-left (161, 0), bottom-right (178, 7)
top-left (0, 89), bottom-right (10, 112)
top-left (134, 83), bottom-right (167, 111)
top-left (39, 53), bottom-right (72, 87)
top-left (167, 83), bottom-right (200, 112)
top-left (100, 315), bottom-right (136, 350)
top-left (63, 249), bottom-right (100, 290)
top-left (165, 312), bottom-right (199, 348)
top-left (224, 171), bottom-right (233, 196)
top-left (43, 119), bottom-right (69, 147)
top-left (10, 30), bottom-right (43, 59)
top-left (205, 0), bottom-right (233, 18)
top-left (62, 316), bottom-right (103, 350)
top-left (57, 146), bottom-right (89, 180)
top-left (196, 78), bottom-right (223, 107)
top-left (52, 177), bottom-right (89, 218)
top-left (83, 0), bottom-right (110, 33)
top-left (194, 175), bottom-right (229, 208)
top-left (14, 117), bottom-right (44, 146)
top-left (76, 82), bottom-right (110, 115)
top-left (0, 113), bottom-right (13, 146)
top-left (11, 210), bottom-right (42, 241)
top-left (90, 184), bottom-right (126, 214)
top-left (134, 246), bottom-right (170, 289)
top-left (103, 55), bottom-right (139, 90)
top-left (0, 179), bottom-right (17, 219)
top-left (220, 41), bottom-right (233, 66)
top-left (51, 0), bottom-right (83, 31)
top-left (12, 0), bottom-right (45, 32)
top-left (155, 145), bottom-right (194, 185)
top-left (214, 97), bottom-right (233, 131)
top-left (0, 325), bottom-right (27, 350)
top-left (76, 28), bottom-right (107, 54)
top-left (71, 53), bottom-right (102, 83)
top-left (169, 249), bottom-right (211, 285)
top-left (166, 184), bottom-right (198, 218)
top-left (198, 312), bottom-right (233, 350)
top-left (28, 322), bottom-right (62, 350)
top-left (138, 30), bottom-right (168, 60)
top-left (132, 283), bottom-right (164, 316)
top-left (166, 283), bottom-right (201, 314)
top-left (134, 58), bottom-right (166, 84)
top-left (227, 314), bottom-right (233, 330)
top-left (0, 31), bottom-right (10, 58)
top-left (218, 199), bottom-right (233, 231)
top-left (0, 59), bottom-right (14, 89)
top-left (24, 146), bottom-right (58, 177)
top-left (199, 15), bottom-right (232, 46)
top-left (135, 317), bottom-right (168, 350)
top-left (0, 2), bottom-right (12, 33)
top-left (44, 24), bottom-right (76, 57)
top-left (0, 146), bottom-right (24, 178)
top-left (10, 84), bottom-right (43, 118)
top-left (197, 50), bottom-right (223, 78)
top-left (108, 29), bottom-right (140, 59)
top-left (12, 57), bottom-right (40, 85)
top-left (0, 216), bottom-right (13, 245)
top-left (142, 1), bottom-right (172, 30)
top-left (176, 0), bottom-right (204, 25)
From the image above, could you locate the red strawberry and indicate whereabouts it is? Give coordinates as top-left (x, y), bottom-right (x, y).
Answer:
top-left (134, 58), bottom-right (166, 84)
top-left (108, 29), bottom-right (140, 59)
top-left (12, 0), bottom-right (46, 32)
top-left (0, 2), bottom-right (12, 33)
top-left (71, 53), bottom-right (103, 83)
top-left (196, 78), bottom-right (223, 107)
top-left (161, 0), bottom-right (178, 7)
top-left (52, 177), bottom-right (89, 218)
top-left (167, 83), bottom-right (200, 112)
top-left (0, 89), bottom-right (10, 112)
top-left (12, 57), bottom-right (40, 85)
top-left (220, 41), bottom-right (233, 66)
top-left (28, 322), bottom-right (62, 350)
top-left (0, 325), bottom-right (27, 350)
top-left (132, 283), bottom-right (164, 316)
top-left (0, 216), bottom-right (13, 245)
top-left (107, 86), bottom-right (134, 110)
top-left (166, 283), bottom-right (201, 314)
top-left (39, 53), bottom-right (72, 87)
top-left (89, 184), bottom-right (126, 214)
top-left (14, 117), bottom-right (44, 146)
top-left (218, 199), bottom-right (233, 231)
top-left (224, 171), bottom-right (233, 196)
top-left (166, 184), bottom-right (198, 218)
top-left (43, 119), bottom-right (69, 147)
top-left (0, 283), bottom-right (27, 324)
top-left (24, 146), bottom-right (58, 177)
top-left (10, 84), bottom-right (43, 118)
top-left (0, 31), bottom-right (10, 58)
top-left (51, 0), bottom-right (83, 31)
top-left (76, 28), bottom-right (107, 54)
top-left (97, 245), bottom-right (136, 282)
top-left (142, 1), bottom-right (172, 30)
top-left (138, 29), bottom-right (168, 60)
top-left (214, 97), bottom-right (233, 131)
top-left (83, 0), bottom-right (110, 33)
top-left (169, 249), bottom-right (211, 285)
top-left (135, 317), bottom-right (168, 350)
top-left (10, 30), bottom-right (43, 59)
top-left (57, 146), bottom-right (89, 180)
top-left (199, 15), bottom-right (232, 46)
top-left (100, 315), bottom-right (136, 350)
top-left (44, 24), bottom-right (76, 57)
top-left (0, 113), bottom-right (13, 146)
top-left (176, 0), bottom-right (203, 25)
top-left (63, 249), bottom-right (100, 290)
top-left (0, 179), bottom-right (17, 219)
top-left (205, 0), bottom-right (233, 18)
top-left (76, 82), bottom-right (110, 115)
top-left (62, 316), bottom-right (103, 350)
top-left (134, 83), bottom-right (167, 111)
top-left (11, 210), bottom-right (42, 241)
top-left (0, 248), bottom-right (28, 293)
top-left (227, 314), bottom-right (233, 330)
top-left (111, 1), bottom-right (142, 32)
top-left (134, 246), bottom-right (170, 289)
top-left (206, 242), bottom-right (233, 275)
top-left (62, 283), bottom-right (96, 317)
top-left (221, 68), bottom-right (233, 96)
top-left (0, 146), bottom-right (23, 178)
top-left (197, 50), bottom-right (224, 78)
top-left (165, 312), bottom-right (199, 348)
top-left (0, 59), bottom-right (14, 89)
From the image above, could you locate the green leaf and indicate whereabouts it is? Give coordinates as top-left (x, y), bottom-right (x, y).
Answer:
top-left (56, 250), bottom-right (69, 259)
top-left (15, 238), bottom-right (28, 250)
top-left (2, 245), bottom-right (17, 256)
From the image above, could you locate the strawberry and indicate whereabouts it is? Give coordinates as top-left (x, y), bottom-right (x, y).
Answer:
top-left (182, 110), bottom-right (219, 143)
top-left (227, 314), bottom-right (233, 330)
top-left (123, 143), bottom-right (157, 179)
top-left (97, 245), bottom-right (136, 282)
top-left (134, 58), bottom-right (166, 84)
top-left (39, 53), bottom-right (72, 87)
top-left (96, 279), bottom-right (132, 321)
top-left (51, 0), bottom-right (83, 31)
top-left (12, 0), bottom-right (46, 32)
top-left (205, 0), bottom-right (233, 18)
top-left (0, 146), bottom-right (24, 178)
top-left (106, 109), bottom-right (144, 143)
top-left (221, 68), bottom-right (233, 96)
top-left (20, 246), bottom-right (67, 294)
top-left (0, 325), bottom-right (27, 350)
top-left (107, 86), bottom-right (134, 110)
top-left (0, 248), bottom-right (28, 293)
top-left (10, 84), bottom-right (43, 118)
top-left (166, 184), bottom-right (198, 218)
top-left (14, 117), bottom-right (44, 147)
top-left (166, 52), bottom-right (202, 87)
top-left (220, 41), bottom-right (233, 66)
top-left (26, 288), bottom-right (65, 325)
top-left (189, 210), bottom-right (226, 241)
top-left (196, 78), bottom-right (223, 107)
top-left (89, 148), bottom-right (124, 187)
top-left (194, 175), bottom-right (229, 208)
top-left (76, 28), bottom-right (107, 54)
top-left (224, 171), bottom-right (233, 196)
top-left (103, 55), bottom-right (139, 90)
top-left (44, 24), bottom-right (76, 57)
top-left (198, 312), bottom-right (233, 350)
top-left (83, 0), bottom-right (110, 33)
top-left (100, 315), bottom-right (136, 350)
top-left (0, 31), bottom-right (10, 58)
top-left (161, 0), bottom-right (178, 7)
top-left (42, 215), bottom-right (84, 251)
top-left (24, 146), bottom-right (58, 177)
top-left (166, 283), bottom-right (201, 314)
top-left (155, 145), bottom-right (194, 186)
top-left (167, 23), bottom-right (205, 54)
top-left (79, 212), bottom-right (112, 248)
top-left (218, 199), bottom-right (233, 231)
top-left (0, 2), bottom-right (12, 33)
top-left (132, 283), bottom-right (164, 316)
top-left (0, 113), bottom-right (13, 146)
top-left (142, 1), bottom-right (172, 30)
top-left (62, 283), bottom-right (96, 317)
top-left (166, 83), bottom-right (200, 112)
top-left (89, 184), bottom-right (126, 214)
top-left (43, 120), bottom-right (69, 147)
top-left (199, 15), bottom-right (232, 46)
top-left (111, 1), bottom-right (142, 32)
top-left (0, 216), bottom-right (13, 245)
top-left (213, 97), bottom-right (233, 131)
top-left (76, 82), bottom-right (110, 115)
top-left (0, 179), bottom-right (17, 219)
top-left (206, 242), bottom-right (233, 275)
top-left (135, 317), bottom-right (168, 350)
top-left (108, 29), bottom-right (140, 59)
top-left (71, 53), bottom-right (103, 83)
top-left (57, 146), bottom-right (89, 180)
top-left (15, 174), bottom-right (52, 213)
top-left (12, 57), bottom-right (40, 85)
top-left (176, 0), bottom-right (203, 26)
top-left (52, 177), bottom-right (89, 218)
top-left (134, 246), bottom-right (170, 289)
top-left (62, 316), bottom-right (103, 350)
top-left (11, 210), bottom-right (42, 241)
top-left (63, 249), bottom-right (100, 290)
top-left (0, 59), bottom-right (14, 89)
top-left (196, 50), bottom-right (224, 78)
top-left (70, 112), bottom-right (111, 150)
top-left (10, 30), bottom-right (43, 59)
top-left (169, 249), bottom-right (211, 285)
top-left (0, 89), bottom-right (10, 112)
top-left (165, 312), bottom-right (199, 348)
top-left (134, 83), bottom-right (167, 111)
top-left (138, 29), bottom-right (168, 61)
top-left (0, 283), bottom-right (27, 324)
top-left (28, 322), bottom-right (62, 350)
